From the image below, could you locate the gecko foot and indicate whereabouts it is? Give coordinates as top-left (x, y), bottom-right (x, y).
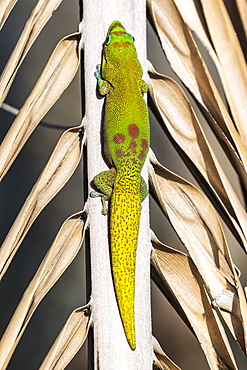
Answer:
top-left (90, 191), bottom-right (108, 215)
top-left (94, 64), bottom-right (101, 80)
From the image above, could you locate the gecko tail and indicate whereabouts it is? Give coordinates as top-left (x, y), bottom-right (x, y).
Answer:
top-left (110, 191), bottom-right (141, 350)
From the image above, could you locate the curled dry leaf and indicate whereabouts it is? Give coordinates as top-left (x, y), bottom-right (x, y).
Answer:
top-left (174, 0), bottom-right (247, 132)
top-left (153, 336), bottom-right (181, 370)
top-left (172, 0), bottom-right (219, 68)
top-left (0, 210), bottom-right (88, 370)
top-left (151, 237), bottom-right (237, 370)
top-left (235, 0), bottom-right (247, 36)
top-left (0, 32), bottom-right (81, 180)
top-left (0, 0), bottom-right (63, 95)
top-left (1, 102), bottom-right (19, 116)
top-left (39, 303), bottom-right (91, 370)
top-left (200, 0), bottom-right (247, 143)
top-left (147, 0), bottom-right (247, 188)
top-left (0, 125), bottom-right (84, 279)
top-left (0, 0), bottom-right (18, 29)
top-left (149, 151), bottom-right (247, 353)
top-left (148, 62), bottom-right (247, 252)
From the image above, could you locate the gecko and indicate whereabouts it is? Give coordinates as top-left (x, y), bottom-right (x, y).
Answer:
top-left (91, 20), bottom-right (150, 350)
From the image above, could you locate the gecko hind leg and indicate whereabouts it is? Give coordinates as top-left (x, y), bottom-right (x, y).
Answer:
top-left (90, 167), bottom-right (116, 215)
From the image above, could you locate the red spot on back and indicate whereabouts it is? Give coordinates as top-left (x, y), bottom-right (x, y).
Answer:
top-left (138, 152), bottom-right (145, 160)
top-left (116, 149), bottom-right (124, 158)
top-left (138, 138), bottom-right (149, 161)
top-left (114, 133), bottom-right (125, 144)
top-left (129, 140), bottom-right (137, 151)
top-left (128, 124), bottom-right (139, 139)
top-left (141, 139), bottom-right (148, 149)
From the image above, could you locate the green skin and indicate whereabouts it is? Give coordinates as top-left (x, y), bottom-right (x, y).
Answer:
top-left (91, 21), bottom-right (150, 350)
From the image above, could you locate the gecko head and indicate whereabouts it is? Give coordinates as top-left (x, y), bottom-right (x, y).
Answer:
top-left (103, 21), bottom-right (136, 57)
top-left (107, 21), bottom-right (127, 36)
top-left (101, 21), bottom-right (143, 85)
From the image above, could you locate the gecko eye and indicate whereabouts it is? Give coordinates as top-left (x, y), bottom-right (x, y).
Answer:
top-left (129, 34), bottom-right (135, 41)
top-left (104, 35), bottom-right (112, 45)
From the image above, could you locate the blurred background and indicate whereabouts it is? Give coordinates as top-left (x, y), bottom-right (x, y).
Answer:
top-left (0, 1), bottom-right (246, 369)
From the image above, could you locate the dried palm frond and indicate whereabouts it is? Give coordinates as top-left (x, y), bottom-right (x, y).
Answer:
top-left (0, 0), bottom-right (246, 369)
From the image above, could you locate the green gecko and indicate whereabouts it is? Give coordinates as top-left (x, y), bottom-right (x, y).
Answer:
top-left (91, 21), bottom-right (150, 350)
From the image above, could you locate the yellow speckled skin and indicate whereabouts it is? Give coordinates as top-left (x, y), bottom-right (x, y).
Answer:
top-left (91, 21), bottom-right (150, 350)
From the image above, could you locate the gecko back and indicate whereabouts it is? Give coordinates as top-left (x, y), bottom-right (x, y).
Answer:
top-left (92, 21), bottom-right (150, 350)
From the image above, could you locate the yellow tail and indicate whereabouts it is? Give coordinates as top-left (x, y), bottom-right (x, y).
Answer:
top-left (110, 191), bottom-right (141, 350)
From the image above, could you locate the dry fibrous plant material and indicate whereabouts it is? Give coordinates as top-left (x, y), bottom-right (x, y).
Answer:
top-left (0, 125), bottom-right (84, 279)
top-left (147, 0), bottom-right (247, 192)
top-left (147, 2), bottom-right (247, 365)
top-left (149, 152), bottom-right (247, 355)
top-left (0, 0), bottom-right (64, 97)
top-left (0, 0), bottom-right (246, 368)
top-left (0, 211), bottom-right (88, 369)
top-left (148, 63), bottom-right (247, 252)
top-left (39, 303), bottom-right (91, 370)
top-left (151, 236), bottom-right (238, 370)
top-left (0, 32), bottom-right (81, 180)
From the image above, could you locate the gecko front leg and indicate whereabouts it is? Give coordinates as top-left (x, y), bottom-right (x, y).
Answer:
top-left (95, 64), bottom-right (111, 95)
